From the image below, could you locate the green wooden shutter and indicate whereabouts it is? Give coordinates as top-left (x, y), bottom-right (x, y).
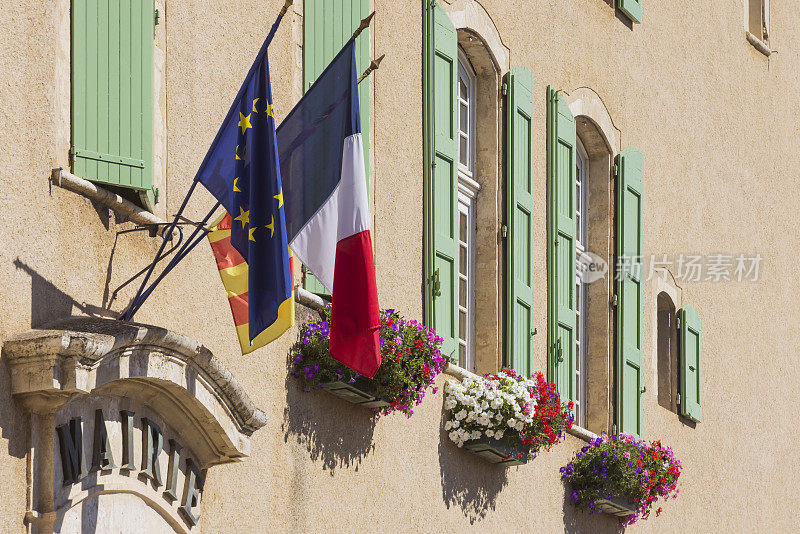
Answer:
top-left (424, 1), bottom-right (459, 362)
top-left (72, 0), bottom-right (155, 211)
top-left (678, 305), bottom-right (702, 422)
top-left (303, 0), bottom-right (370, 295)
top-left (547, 87), bottom-right (577, 401)
top-left (615, 147), bottom-right (644, 437)
top-left (618, 0), bottom-right (642, 24)
top-left (505, 67), bottom-right (535, 376)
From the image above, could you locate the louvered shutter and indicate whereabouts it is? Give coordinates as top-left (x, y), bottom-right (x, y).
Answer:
top-left (505, 67), bottom-right (535, 376)
top-left (616, 147), bottom-right (644, 437)
top-left (72, 0), bottom-right (155, 211)
top-left (302, 0), bottom-right (370, 295)
top-left (679, 305), bottom-right (702, 422)
top-left (618, 0), bottom-right (642, 24)
top-left (424, 1), bottom-right (459, 362)
top-left (547, 87), bottom-right (577, 401)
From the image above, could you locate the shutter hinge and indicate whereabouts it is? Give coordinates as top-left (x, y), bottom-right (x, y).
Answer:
top-left (502, 83), bottom-right (508, 96)
top-left (68, 147), bottom-right (75, 165)
top-left (613, 163), bottom-right (619, 178)
top-left (501, 224), bottom-right (508, 238)
top-left (152, 187), bottom-right (160, 205)
top-left (676, 393), bottom-right (681, 406)
top-left (611, 294), bottom-right (618, 307)
top-left (155, 9), bottom-right (160, 26)
top-left (676, 316), bottom-right (681, 329)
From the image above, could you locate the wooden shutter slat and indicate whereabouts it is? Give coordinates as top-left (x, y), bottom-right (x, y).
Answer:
top-left (505, 67), bottom-right (535, 376)
top-left (616, 147), bottom-right (645, 437)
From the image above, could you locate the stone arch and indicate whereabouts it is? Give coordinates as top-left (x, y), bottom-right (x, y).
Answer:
top-left (441, 0), bottom-right (510, 73)
top-left (565, 87), bottom-right (621, 157)
top-left (3, 317), bottom-right (267, 533)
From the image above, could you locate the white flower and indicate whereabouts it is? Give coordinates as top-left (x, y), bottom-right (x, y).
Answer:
top-left (471, 430), bottom-right (482, 440)
top-left (449, 431), bottom-right (459, 443)
top-left (495, 430), bottom-right (504, 439)
top-left (507, 418), bottom-right (516, 428)
top-left (486, 429), bottom-right (495, 437)
top-left (445, 421), bottom-right (453, 431)
top-left (452, 420), bottom-right (460, 428)
top-left (455, 409), bottom-right (467, 421)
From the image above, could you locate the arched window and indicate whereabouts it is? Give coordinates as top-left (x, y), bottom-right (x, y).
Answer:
top-left (456, 49), bottom-right (480, 371)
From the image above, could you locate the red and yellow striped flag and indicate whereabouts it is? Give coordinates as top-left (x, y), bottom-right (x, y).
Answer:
top-left (208, 212), bottom-right (294, 354)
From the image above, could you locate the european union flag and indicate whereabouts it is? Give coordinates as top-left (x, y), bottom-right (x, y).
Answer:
top-left (196, 33), bottom-right (291, 342)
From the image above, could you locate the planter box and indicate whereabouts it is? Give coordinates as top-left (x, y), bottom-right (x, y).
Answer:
top-left (595, 496), bottom-right (637, 517)
top-left (462, 436), bottom-right (530, 466)
top-left (320, 376), bottom-right (391, 408)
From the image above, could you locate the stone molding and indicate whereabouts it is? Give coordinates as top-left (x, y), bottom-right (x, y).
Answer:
top-left (3, 316), bottom-right (267, 466)
top-left (441, 0), bottom-right (510, 73)
top-left (564, 87), bottom-right (621, 156)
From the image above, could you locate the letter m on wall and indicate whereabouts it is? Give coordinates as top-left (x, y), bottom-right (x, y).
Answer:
top-left (72, 0), bottom-right (155, 211)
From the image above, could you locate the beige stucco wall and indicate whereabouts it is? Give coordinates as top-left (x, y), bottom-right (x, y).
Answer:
top-left (1, 0), bottom-right (799, 532)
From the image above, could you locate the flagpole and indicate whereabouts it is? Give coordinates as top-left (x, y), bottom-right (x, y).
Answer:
top-left (352, 12), bottom-right (375, 40)
top-left (119, 0), bottom-right (295, 322)
top-left (123, 201), bottom-right (221, 320)
top-left (119, 179), bottom-right (200, 321)
top-left (357, 54), bottom-right (385, 84)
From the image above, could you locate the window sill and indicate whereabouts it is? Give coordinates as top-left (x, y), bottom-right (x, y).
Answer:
top-left (746, 31), bottom-right (771, 56)
top-left (567, 425), bottom-right (599, 443)
top-left (51, 168), bottom-right (170, 237)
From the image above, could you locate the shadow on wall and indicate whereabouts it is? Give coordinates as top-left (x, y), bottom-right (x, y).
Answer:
top-left (562, 485), bottom-right (627, 534)
top-left (437, 401), bottom-right (508, 524)
top-left (281, 305), bottom-right (376, 475)
top-left (13, 258), bottom-right (118, 328)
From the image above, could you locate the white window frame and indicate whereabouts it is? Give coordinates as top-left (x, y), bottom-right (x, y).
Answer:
top-left (456, 50), bottom-right (480, 373)
top-left (574, 137), bottom-right (589, 428)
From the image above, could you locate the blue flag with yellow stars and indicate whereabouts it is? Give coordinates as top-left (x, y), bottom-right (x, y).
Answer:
top-left (196, 32), bottom-right (291, 343)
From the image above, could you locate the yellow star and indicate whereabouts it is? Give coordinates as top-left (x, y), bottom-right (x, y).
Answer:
top-left (233, 177), bottom-right (241, 192)
top-left (249, 226), bottom-right (258, 241)
top-left (233, 206), bottom-right (249, 228)
top-left (266, 103), bottom-right (274, 118)
top-left (252, 98), bottom-right (260, 113)
top-left (238, 112), bottom-right (252, 135)
top-left (235, 145), bottom-right (241, 160)
top-left (273, 189), bottom-right (283, 208)
top-left (266, 216), bottom-right (275, 238)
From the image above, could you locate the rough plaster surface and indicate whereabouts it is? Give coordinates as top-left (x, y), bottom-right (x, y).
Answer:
top-left (0, 0), bottom-right (798, 532)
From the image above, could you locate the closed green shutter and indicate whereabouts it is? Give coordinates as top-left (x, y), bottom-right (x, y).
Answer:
top-left (424, 1), bottom-right (459, 362)
top-left (303, 0), bottom-right (370, 295)
top-left (618, 0), bottom-right (642, 24)
top-left (505, 67), bottom-right (535, 376)
top-left (678, 304), bottom-right (702, 422)
top-left (615, 147), bottom-right (644, 437)
top-left (547, 87), bottom-right (577, 401)
top-left (72, 0), bottom-right (155, 211)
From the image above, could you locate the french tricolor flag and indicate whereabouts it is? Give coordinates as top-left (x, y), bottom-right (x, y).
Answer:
top-left (277, 38), bottom-right (381, 378)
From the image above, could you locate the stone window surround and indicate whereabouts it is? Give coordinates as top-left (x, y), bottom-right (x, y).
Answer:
top-left (746, 0), bottom-right (771, 56)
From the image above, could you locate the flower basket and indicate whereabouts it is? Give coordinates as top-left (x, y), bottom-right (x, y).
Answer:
top-left (319, 376), bottom-right (391, 408)
top-left (595, 496), bottom-right (637, 517)
top-left (561, 433), bottom-right (682, 525)
top-left (444, 369), bottom-right (573, 465)
top-left (291, 307), bottom-right (446, 417)
top-left (462, 435), bottom-right (531, 466)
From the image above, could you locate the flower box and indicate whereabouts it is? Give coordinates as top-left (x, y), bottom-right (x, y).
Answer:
top-left (462, 436), bottom-right (531, 466)
top-left (595, 496), bottom-right (637, 517)
top-left (320, 376), bottom-right (391, 408)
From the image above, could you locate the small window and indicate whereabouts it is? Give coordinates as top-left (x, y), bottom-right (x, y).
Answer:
top-left (747, 0), bottom-right (771, 55)
top-left (456, 50), bottom-right (480, 372)
top-left (657, 292), bottom-right (679, 413)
